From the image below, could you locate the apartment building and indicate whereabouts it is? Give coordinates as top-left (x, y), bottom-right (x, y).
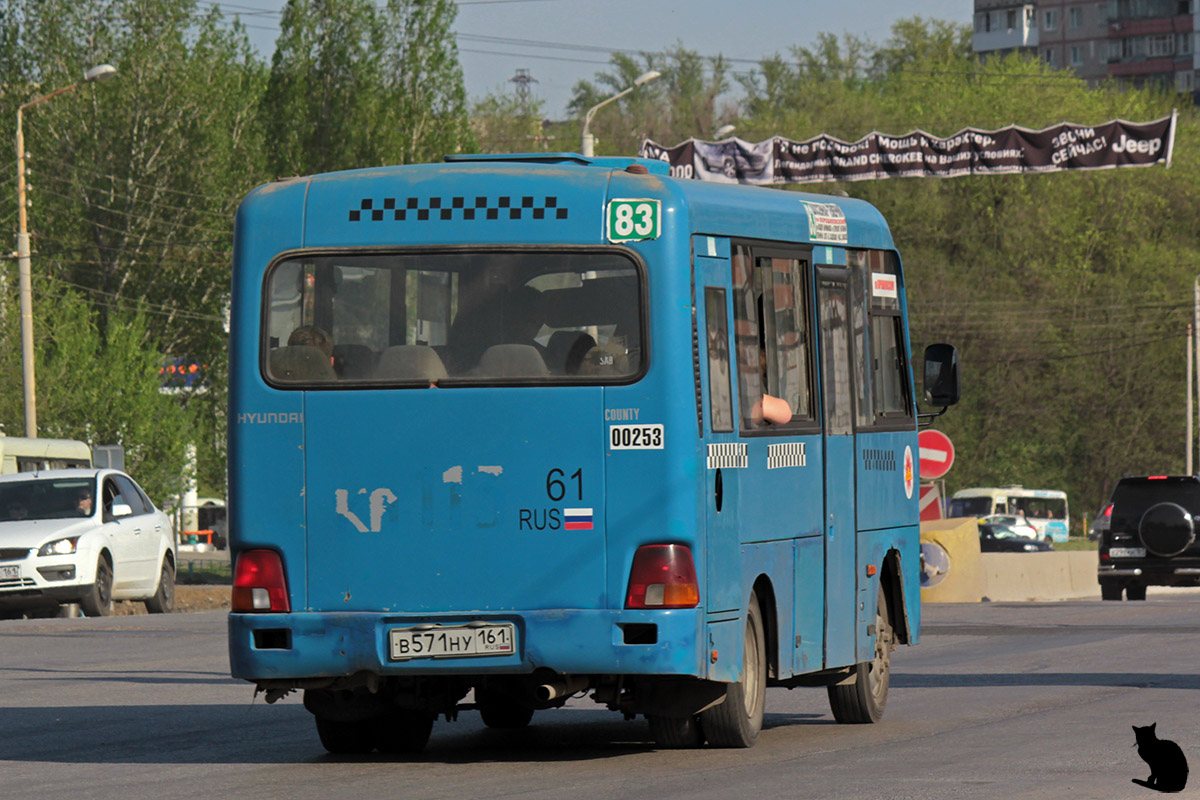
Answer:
top-left (973, 0), bottom-right (1200, 95)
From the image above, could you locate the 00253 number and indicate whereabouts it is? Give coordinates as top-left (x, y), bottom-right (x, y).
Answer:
top-left (609, 423), bottom-right (664, 450)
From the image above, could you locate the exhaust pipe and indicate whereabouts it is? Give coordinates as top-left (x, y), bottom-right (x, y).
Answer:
top-left (536, 675), bottom-right (588, 702)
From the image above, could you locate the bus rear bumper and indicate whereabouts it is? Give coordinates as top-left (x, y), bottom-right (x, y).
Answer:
top-left (228, 608), bottom-right (706, 681)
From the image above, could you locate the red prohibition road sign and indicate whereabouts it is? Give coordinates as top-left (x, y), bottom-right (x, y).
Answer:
top-left (918, 429), bottom-right (955, 480)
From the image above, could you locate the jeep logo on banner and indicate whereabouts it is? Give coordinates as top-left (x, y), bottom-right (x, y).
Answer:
top-left (640, 112), bottom-right (1176, 184)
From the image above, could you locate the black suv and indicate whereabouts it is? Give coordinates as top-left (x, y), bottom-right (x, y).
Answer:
top-left (1098, 475), bottom-right (1200, 600)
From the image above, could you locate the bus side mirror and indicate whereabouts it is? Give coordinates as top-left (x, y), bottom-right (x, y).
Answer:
top-left (923, 343), bottom-right (960, 407)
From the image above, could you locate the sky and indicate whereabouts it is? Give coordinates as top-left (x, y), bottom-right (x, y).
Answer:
top-left (210, 0), bottom-right (972, 118)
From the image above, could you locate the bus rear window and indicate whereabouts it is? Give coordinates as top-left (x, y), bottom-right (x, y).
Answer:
top-left (263, 250), bottom-right (643, 386)
top-left (948, 497), bottom-right (992, 517)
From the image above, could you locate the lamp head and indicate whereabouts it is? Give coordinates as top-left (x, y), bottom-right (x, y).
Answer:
top-left (83, 64), bottom-right (117, 83)
top-left (633, 70), bottom-right (661, 87)
top-left (713, 124), bottom-right (736, 139)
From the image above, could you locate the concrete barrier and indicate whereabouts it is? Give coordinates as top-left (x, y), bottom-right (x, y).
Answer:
top-left (977, 551), bottom-right (1098, 602)
top-left (920, 519), bottom-right (1100, 602)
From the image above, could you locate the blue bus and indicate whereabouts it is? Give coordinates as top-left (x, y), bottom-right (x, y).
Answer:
top-left (227, 153), bottom-right (959, 753)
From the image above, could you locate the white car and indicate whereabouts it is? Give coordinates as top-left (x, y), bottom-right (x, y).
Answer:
top-left (979, 514), bottom-right (1039, 540)
top-left (0, 468), bottom-right (176, 616)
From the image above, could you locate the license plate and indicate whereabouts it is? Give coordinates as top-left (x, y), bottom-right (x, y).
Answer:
top-left (0, 565), bottom-right (18, 580)
top-left (389, 623), bottom-right (516, 661)
top-left (1109, 547), bottom-right (1146, 558)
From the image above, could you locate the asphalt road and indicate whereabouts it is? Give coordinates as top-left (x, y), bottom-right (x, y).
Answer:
top-left (3, 595), bottom-right (1199, 800)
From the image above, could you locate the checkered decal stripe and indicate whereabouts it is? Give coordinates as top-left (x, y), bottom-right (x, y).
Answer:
top-left (349, 196), bottom-right (568, 222)
top-left (707, 443), bottom-right (747, 470)
top-left (863, 448), bottom-right (897, 471)
top-left (767, 442), bottom-right (807, 470)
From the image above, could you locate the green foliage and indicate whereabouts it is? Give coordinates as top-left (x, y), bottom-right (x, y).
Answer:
top-left (0, 283), bottom-right (193, 504)
top-left (262, 0), bottom-right (473, 176)
top-left (470, 91), bottom-right (547, 154)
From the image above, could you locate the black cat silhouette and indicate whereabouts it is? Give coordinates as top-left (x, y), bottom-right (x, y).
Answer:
top-left (1132, 723), bottom-right (1188, 793)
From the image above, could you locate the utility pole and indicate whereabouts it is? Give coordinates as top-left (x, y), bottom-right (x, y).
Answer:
top-left (1189, 323), bottom-right (1194, 475)
top-left (14, 64), bottom-right (118, 438)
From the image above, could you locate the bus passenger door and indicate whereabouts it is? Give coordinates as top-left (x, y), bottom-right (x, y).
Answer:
top-left (696, 251), bottom-right (740, 614)
top-left (817, 269), bottom-right (857, 668)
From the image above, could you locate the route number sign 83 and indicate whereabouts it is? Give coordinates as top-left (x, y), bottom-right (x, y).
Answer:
top-left (606, 199), bottom-right (661, 243)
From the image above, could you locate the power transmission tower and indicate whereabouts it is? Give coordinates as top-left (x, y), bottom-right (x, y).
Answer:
top-left (509, 69), bottom-right (537, 113)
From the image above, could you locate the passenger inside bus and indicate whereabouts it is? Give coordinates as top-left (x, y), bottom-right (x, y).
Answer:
top-left (269, 325), bottom-right (337, 382)
top-left (752, 295), bottom-right (792, 425)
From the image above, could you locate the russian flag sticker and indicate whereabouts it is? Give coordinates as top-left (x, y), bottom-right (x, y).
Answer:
top-left (564, 508), bottom-right (594, 530)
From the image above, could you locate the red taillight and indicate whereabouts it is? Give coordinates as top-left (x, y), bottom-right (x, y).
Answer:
top-left (1149, 476), bottom-right (1168, 480)
top-left (625, 544), bottom-right (700, 609)
top-left (231, 550), bottom-right (290, 612)
top-left (1104, 503), bottom-right (1113, 517)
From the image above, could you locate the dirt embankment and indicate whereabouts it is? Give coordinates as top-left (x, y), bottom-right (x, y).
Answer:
top-left (111, 585), bottom-right (231, 615)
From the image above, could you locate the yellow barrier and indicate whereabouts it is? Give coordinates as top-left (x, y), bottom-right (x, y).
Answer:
top-left (919, 518), bottom-right (984, 603)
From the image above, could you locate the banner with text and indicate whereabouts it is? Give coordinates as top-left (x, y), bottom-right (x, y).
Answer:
top-left (639, 112), bottom-right (1176, 184)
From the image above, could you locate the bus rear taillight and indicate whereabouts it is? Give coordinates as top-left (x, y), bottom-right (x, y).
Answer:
top-left (626, 544), bottom-right (700, 609)
top-left (232, 550), bottom-right (290, 612)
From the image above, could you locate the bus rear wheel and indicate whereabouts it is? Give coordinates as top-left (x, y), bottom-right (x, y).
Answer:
top-left (647, 713), bottom-right (705, 748)
top-left (828, 585), bottom-right (892, 724)
top-left (315, 717), bottom-right (374, 754)
top-left (374, 709), bottom-right (433, 754)
top-left (700, 593), bottom-right (766, 747)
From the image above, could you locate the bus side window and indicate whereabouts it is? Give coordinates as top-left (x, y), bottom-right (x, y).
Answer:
top-left (705, 287), bottom-right (734, 433)
top-left (732, 247), bottom-right (763, 428)
top-left (870, 315), bottom-right (909, 417)
top-left (995, 503), bottom-right (1007, 514)
top-left (850, 249), bottom-right (914, 425)
top-left (731, 245), bottom-right (814, 430)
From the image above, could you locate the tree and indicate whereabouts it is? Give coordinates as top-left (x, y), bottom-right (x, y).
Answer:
top-left (262, 0), bottom-right (473, 177)
top-left (4, 0), bottom-right (263, 358)
top-left (470, 91), bottom-right (547, 154)
top-left (0, 0), bottom-right (260, 497)
top-left (0, 283), bottom-right (193, 503)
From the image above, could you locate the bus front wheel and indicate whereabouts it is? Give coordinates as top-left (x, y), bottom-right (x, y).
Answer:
top-left (699, 593), bottom-right (766, 747)
top-left (828, 585), bottom-right (892, 724)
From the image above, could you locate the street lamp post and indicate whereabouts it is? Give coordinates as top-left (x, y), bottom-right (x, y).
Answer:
top-left (15, 63), bottom-right (116, 438)
top-left (580, 70), bottom-right (661, 158)
top-left (1193, 275), bottom-right (1200, 474)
